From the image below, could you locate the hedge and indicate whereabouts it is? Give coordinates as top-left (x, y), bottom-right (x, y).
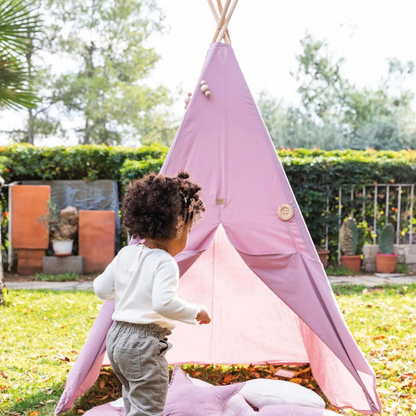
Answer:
top-left (0, 143), bottom-right (168, 183)
top-left (1, 144), bottom-right (415, 185)
top-left (0, 143), bottom-right (416, 188)
top-left (1, 144), bottom-right (415, 260)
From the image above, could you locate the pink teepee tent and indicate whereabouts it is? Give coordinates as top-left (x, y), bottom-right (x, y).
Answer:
top-left (56, 2), bottom-right (381, 414)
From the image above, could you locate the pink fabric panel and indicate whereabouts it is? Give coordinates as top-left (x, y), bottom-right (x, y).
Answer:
top-left (167, 225), bottom-right (309, 365)
top-left (300, 323), bottom-right (378, 412)
top-left (236, 247), bottom-right (380, 413)
top-left (55, 300), bottom-right (115, 414)
top-left (102, 352), bottom-right (110, 366)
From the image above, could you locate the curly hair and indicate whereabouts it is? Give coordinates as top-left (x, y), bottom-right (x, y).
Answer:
top-left (122, 171), bottom-right (205, 241)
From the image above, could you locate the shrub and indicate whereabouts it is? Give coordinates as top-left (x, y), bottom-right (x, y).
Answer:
top-left (3, 145), bottom-right (415, 261)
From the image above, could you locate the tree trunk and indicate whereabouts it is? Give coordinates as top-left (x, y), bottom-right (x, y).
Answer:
top-left (0, 206), bottom-right (5, 305)
top-left (26, 34), bottom-right (35, 145)
top-left (80, 42), bottom-right (96, 145)
top-left (83, 118), bottom-right (91, 144)
top-left (28, 108), bottom-right (35, 145)
top-left (0, 262), bottom-right (4, 306)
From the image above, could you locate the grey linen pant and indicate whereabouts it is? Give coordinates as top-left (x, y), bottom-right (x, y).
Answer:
top-left (106, 321), bottom-right (172, 416)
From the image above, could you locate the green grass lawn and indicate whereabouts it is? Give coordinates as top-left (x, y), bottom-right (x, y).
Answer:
top-left (34, 273), bottom-right (86, 282)
top-left (1, 286), bottom-right (416, 415)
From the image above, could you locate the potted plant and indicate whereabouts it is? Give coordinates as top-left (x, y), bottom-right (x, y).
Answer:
top-left (38, 201), bottom-right (77, 256)
top-left (339, 217), bottom-right (361, 272)
top-left (376, 224), bottom-right (397, 273)
top-left (316, 246), bottom-right (330, 268)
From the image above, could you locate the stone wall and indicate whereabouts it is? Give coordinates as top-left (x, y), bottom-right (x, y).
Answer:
top-left (363, 244), bottom-right (416, 273)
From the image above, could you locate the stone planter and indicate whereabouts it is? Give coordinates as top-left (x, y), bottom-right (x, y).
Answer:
top-left (363, 245), bottom-right (378, 272)
top-left (52, 240), bottom-right (74, 256)
top-left (341, 255), bottom-right (361, 272)
top-left (317, 249), bottom-right (330, 268)
top-left (376, 253), bottom-right (398, 273)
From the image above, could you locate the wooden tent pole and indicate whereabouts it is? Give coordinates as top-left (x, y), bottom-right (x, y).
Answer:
top-left (207, 0), bottom-right (231, 43)
top-left (216, 0), bottom-right (231, 42)
top-left (215, 0), bottom-right (238, 43)
top-left (209, 0), bottom-right (232, 44)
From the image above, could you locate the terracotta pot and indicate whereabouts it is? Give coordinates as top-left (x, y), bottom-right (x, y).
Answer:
top-left (376, 253), bottom-right (397, 273)
top-left (341, 255), bottom-right (361, 272)
top-left (317, 250), bottom-right (330, 268)
top-left (53, 240), bottom-right (74, 255)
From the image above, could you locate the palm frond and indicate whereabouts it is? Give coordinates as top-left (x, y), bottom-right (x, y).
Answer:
top-left (0, 0), bottom-right (41, 109)
top-left (0, 53), bottom-right (38, 110)
top-left (0, 0), bottom-right (42, 55)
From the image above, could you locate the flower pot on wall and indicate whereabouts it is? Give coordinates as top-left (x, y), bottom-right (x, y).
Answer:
top-left (52, 240), bottom-right (74, 256)
top-left (341, 255), bottom-right (361, 272)
top-left (317, 249), bottom-right (330, 268)
top-left (376, 253), bottom-right (397, 273)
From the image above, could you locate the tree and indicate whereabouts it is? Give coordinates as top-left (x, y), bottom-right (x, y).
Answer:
top-left (40, 0), bottom-right (176, 145)
top-left (0, 0), bottom-right (41, 304)
top-left (258, 91), bottom-right (346, 149)
top-left (258, 34), bottom-right (416, 150)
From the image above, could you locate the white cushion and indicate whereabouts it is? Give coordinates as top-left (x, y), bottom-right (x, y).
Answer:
top-left (240, 379), bottom-right (325, 409)
top-left (189, 377), bottom-right (256, 416)
top-left (109, 398), bottom-right (124, 408)
top-left (223, 393), bottom-right (257, 416)
top-left (257, 405), bottom-right (338, 415)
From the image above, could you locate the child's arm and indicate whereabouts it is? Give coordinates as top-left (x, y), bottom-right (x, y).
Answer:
top-left (152, 258), bottom-right (208, 324)
top-left (93, 255), bottom-right (117, 301)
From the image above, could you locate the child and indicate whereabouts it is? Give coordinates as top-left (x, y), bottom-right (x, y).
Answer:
top-left (93, 171), bottom-right (211, 416)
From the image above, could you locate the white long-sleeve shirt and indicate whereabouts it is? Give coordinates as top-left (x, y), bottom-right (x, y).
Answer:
top-left (93, 244), bottom-right (203, 331)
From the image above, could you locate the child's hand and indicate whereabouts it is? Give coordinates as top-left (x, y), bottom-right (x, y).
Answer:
top-left (196, 307), bottom-right (211, 325)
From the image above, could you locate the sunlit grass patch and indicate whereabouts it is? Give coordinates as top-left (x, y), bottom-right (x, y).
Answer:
top-left (1, 286), bottom-right (416, 415)
top-left (0, 290), bottom-right (101, 415)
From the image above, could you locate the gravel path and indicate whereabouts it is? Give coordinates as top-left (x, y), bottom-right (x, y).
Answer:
top-left (5, 274), bottom-right (416, 291)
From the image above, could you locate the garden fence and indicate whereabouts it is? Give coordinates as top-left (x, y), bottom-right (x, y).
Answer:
top-left (332, 183), bottom-right (414, 264)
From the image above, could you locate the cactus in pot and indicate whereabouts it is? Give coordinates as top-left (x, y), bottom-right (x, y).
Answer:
top-left (379, 223), bottom-right (394, 254)
top-left (376, 223), bottom-right (397, 273)
top-left (339, 217), bottom-right (361, 272)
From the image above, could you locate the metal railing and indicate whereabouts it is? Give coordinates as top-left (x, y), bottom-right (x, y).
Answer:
top-left (334, 183), bottom-right (415, 264)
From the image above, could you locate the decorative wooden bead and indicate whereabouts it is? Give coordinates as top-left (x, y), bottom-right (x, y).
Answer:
top-left (184, 97), bottom-right (191, 104)
top-left (187, 92), bottom-right (192, 97)
top-left (200, 80), bottom-right (206, 85)
top-left (205, 91), bottom-right (211, 97)
top-left (201, 84), bottom-right (210, 93)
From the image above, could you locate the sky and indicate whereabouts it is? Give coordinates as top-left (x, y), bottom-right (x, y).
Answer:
top-left (1, 0), bottom-right (416, 145)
